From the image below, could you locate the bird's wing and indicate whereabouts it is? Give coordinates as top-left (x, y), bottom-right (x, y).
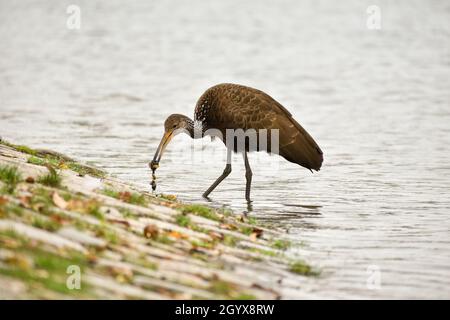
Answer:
top-left (208, 84), bottom-right (323, 170)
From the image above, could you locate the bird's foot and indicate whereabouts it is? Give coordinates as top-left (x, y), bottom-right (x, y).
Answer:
top-left (202, 192), bottom-right (212, 200)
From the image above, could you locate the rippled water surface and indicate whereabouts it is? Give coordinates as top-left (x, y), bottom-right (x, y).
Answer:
top-left (1, 0), bottom-right (449, 298)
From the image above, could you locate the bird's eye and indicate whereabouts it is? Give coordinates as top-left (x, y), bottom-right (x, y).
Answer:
top-left (172, 124), bottom-right (177, 128)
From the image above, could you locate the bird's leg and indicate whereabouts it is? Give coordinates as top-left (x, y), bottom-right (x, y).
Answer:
top-left (243, 151), bottom-right (252, 202)
top-left (202, 148), bottom-right (232, 198)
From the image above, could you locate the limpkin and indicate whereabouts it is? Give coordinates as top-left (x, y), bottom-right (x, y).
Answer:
top-left (150, 83), bottom-right (323, 201)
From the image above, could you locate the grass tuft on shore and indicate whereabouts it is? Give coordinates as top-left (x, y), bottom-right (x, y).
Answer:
top-left (37, 168), bottom-right (62, 188)
top-left (0, 165), bottom-right (22, 193)
top-left (28, 156), bottom-right (53, 166)
top-left (12, 145), bottom-right (37, 156)
top-left (289, 260), bottom-right (320, 277)
top-left (103, 188), bottom-right (146, 206)
top-left (175, 214), bottom-right (192, 228)
top-left (181, 204), bottom-right (221, 221)
top-left (2, 140), bottom-right (105, 178)
top-left (272, 239), bottom-right (291, 250)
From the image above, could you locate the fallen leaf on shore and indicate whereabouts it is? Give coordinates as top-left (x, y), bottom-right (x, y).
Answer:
top-left (208, 231), bottom-right (224, 241)
top-left (158, 201), bottom-right (178, 208)
top-left (50, 213), bottom-right (72, 225)
top-left (66, 199), bottom-right (100, 214)
top-left (0, 196), bottom-right (8, 206)
top-left (106, 266), bottom-right (133, 283)
top-left (118, 191), bottom-right (131, 202)
top-left (19, 195), bottom-right (31, 208)
top-left (161, 194), bottom-right (177, 201)
top-left (58, 162), bottom-right (68, 170)
top-left (250, 227), bottom-right (264, 241)
top-left (52, 192), bottom-right (68, 210)
top-left (167, 230), bottom-right (187, 240)
top-left (219, 223), bottom-right (238, 231)
top-left (143, 224), bottom-right (159, 239)
top-left (25, 176), bottom-right (35, 183)
top-left (87, 253), bottom-right (98, 264)
top-left (0, 235), bottom-right (21, 249)
top-left (66, 199), bottom-right (85, 211)
top-left (5, 253), bottom-right (33, 270)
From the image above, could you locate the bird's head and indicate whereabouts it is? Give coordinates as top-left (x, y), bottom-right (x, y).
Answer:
top-left (151, 114), bottom-right (193, 169)
top-left (163, 114), bottom-right (192, 133)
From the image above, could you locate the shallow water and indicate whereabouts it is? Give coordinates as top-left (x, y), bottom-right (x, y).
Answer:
top-left (1, 0), bottom-right (449, 298)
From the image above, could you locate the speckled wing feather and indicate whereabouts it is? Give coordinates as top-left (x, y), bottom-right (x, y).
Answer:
top-left (195, 83), bottom-right (323, 171)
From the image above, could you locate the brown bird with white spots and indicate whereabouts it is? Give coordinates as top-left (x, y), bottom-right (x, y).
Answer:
top-left (150, 83), bottom-right (323, 202)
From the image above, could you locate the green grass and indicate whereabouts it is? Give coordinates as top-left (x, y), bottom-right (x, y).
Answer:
top-left (0, 230), bottom-right (90, 296)
top-left (175, 214), bottom-right (191, 228)
top-left (31, 216), bottom-right (61, 232)
top-left (127, 193), bottom-right (146, 206)
top-left (190, 239), bottom-right (214, 249)
top-left (235, 293), bottom-right (256, 300)
top-left (102, 188), bottom-right (146, 206)
top-left (103, 188), bottom-right (119, 198)
top-left (29, 187), bottom-right (53, 209)
top-left (272, 239), bottom-right (291, 250)
top-left (120, 208), bottom-right (134, 218)
top-left (0, 165), bottom-right (22, 193)
top-left (174, 214), bottom-right (205, 232)
top-left (86, 201), bottom-right (104, 220)
top-left (181, 204), bottom-right (221, 221)
top-left (155, 234), bottom-right (174, 245)
top-left (28, 156), bottom-right (56, 167)
top-left (13, 145), bottom-right (37, 156)
top-left (210, 280), bottom-right (233, 295)
top-left (239, 226), bottom-right (254, 236)
top-left (246, 216), bottom-right (257, 225)
top-left (28, 155), bottom-right (105, 178)
top-left (209, 280), bottom-right (256, 299)
top-left (289, 260), bottom-right (320, 277)
top-left (223, 235), bottom-right (237, 247)
top-left (158, 194), bottom-right (177, 201)
top-left (1, 140), bottom-right (38, 156)
top-left (218, 208), bottom-right (232, 217)
top-left (94, 226), bottom-right (119, 244)
top-left (67, 162), bottom-right (105, 178)
top-left (0, 202), bottom-right (24, 219)
top-left (250, 248), bottom-right (278, 257)
top-left (37, 170), bottom-right (62, 188)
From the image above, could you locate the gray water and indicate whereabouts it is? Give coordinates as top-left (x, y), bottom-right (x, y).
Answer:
top-left (1, 0), bottom-right (449, 299)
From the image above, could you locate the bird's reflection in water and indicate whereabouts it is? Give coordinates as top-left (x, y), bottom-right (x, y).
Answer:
top-left (284, 203), bottom-right (322, 216)
top-left (244, 201), bottom-right (323, 230)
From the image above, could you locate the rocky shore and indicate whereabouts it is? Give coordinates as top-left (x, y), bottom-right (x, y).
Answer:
top-left (0, 140), bottom-right (319, 299)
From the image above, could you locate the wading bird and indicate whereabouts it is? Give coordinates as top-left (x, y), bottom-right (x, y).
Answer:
top-left (151, 83), bottom-right (323, 202)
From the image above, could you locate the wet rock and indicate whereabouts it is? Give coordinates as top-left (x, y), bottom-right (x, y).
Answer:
top-left (0, 220), bottom-right (87, 253)
top-left (57, 227), bottom-right (107, 248)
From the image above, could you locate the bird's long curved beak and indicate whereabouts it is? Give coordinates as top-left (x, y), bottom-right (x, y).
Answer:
top-left (151, 130), bottom-right (174, 167)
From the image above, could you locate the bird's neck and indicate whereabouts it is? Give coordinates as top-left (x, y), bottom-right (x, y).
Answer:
top-left (185, 118), bottom-right (206, 139)
top-left (185, 117), bottom-right (205, 139)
